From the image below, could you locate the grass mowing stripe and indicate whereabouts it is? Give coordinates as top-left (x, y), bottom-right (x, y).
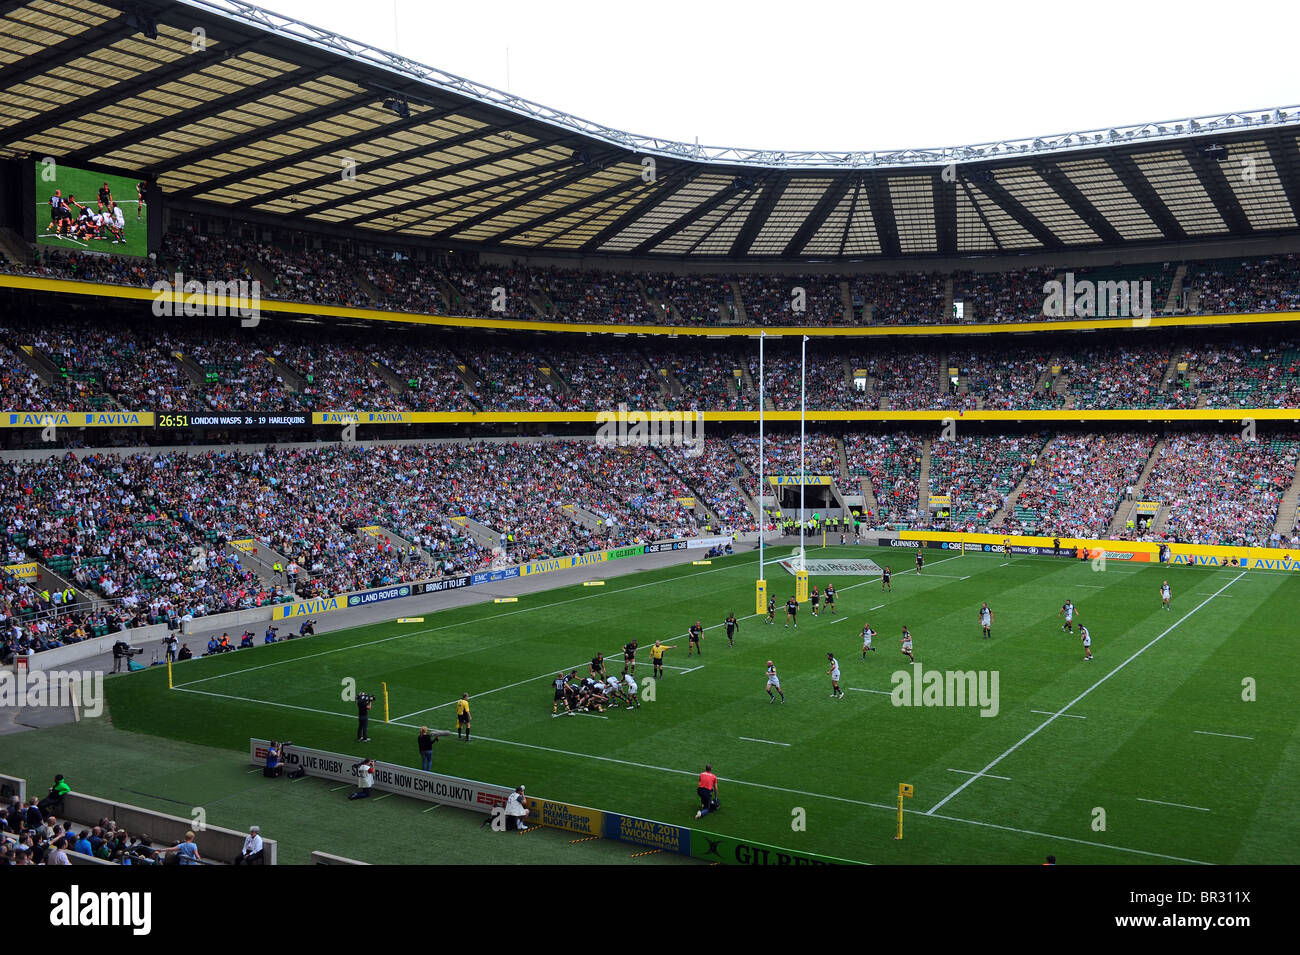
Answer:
top-left (924, 569), bottom-right (1248, 817)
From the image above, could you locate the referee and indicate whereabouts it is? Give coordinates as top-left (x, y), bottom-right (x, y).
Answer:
top-left (456, 693), bottom-right (472, 742)
top-left (694, 763), bottom-right (719, 819)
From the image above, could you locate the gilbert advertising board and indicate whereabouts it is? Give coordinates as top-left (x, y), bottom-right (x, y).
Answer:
top-left (249, 739), bottom-right (512, 813)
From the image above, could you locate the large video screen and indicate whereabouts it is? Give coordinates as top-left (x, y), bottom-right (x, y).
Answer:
top-left (35, 162), bottom-right (148, 258)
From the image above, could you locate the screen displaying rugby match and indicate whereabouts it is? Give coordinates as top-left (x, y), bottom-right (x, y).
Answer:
top-left (35, 162), bottom-right (148, 258)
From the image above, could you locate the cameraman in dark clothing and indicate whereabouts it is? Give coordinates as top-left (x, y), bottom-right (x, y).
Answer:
top-left (356, 691), bottom-right (375, 743)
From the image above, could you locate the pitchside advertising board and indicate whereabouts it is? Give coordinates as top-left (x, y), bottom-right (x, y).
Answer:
top-left (691, 830), bottom-right (861, 866)
top-left (603, 813), bottom-right (691, 855)
top-left (249, 739), bottom-right (513, 813)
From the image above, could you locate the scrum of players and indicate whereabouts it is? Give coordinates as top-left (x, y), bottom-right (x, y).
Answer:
top-left (44, 182), bottom-right (137, 245)
top-left (552, 646), bottom-right (644, 716)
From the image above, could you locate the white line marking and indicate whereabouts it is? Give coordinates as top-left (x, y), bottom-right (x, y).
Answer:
top-left (1137, 797), bottom-right (1210, 812)
top-left (575, 712), bottom-right (609, 720)
top-left (329, 785), bottom-right (349, 792)
top-left (924, 570), bottom-right (1247, 816)
top-left (847, 687), bottom-right (891, 695)
top-left (422, 804), bottom-right (441, 813)
top-left (245, 769), bottom-right (261, 774)
top-left (738, 736), bottom-right (791, 747)
top-left (959, 576), bottom-right (970, 580)
top-left (999, 562), bottom-right (1010, 567)
top-left (1194, 730), bottom-right (1254, 740)
top-left (1031, 710), bottom-right (1086, 720)
top-left (947, 768), bottom-right (1010, 781)
top-left (1075, 584), bottom-right (1105, 588)
top-left (870, 604), bottom-right (885, 610)
top-left (373, 793), bottom-right (392, 801)
top-left (177, 680), bottom-right (1209, 864)
top-left (679, 666), bottom-right (704, 674)
top-left (830, 616), bottom-right (852, 623)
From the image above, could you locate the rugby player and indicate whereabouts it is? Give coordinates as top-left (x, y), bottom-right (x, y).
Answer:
top-left (861, 622), bottom-right (876, 659)
top-left (765, 660), bottom-right (786, 703)
top-left (980, 602), bottom-right (993, 640)
top-left (826, 653), bottom-right (843, 699)
top-left (724, 612), bottom-right (739, 647)
top-left (1059, 599), bottom-right (1077, 633)
top-left (785, 595), bottom-right (798, 629)
top-left (687, 620), bottom-right (703, 657)
top-left (900, 626), bottom-right (914, 662)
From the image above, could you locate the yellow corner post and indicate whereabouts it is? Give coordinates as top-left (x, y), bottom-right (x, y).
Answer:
top-left (381, 681), bottom-right (390, 723)
top-left (896, 783), bottom-right (914, 840)
top-left (167, 659), bottom-right (173, 689)
top-left (795, 569), bottom-right (809, 604)
top-left (755, 578), bottom-right (767, 616)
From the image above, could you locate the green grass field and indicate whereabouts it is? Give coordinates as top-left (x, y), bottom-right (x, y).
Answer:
top-left (35, 163), bottom-right (146, 257)
top-left (105, 545), bottom-right (1300, 865)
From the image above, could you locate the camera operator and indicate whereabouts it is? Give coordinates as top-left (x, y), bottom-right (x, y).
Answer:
top-left (264, 625), bottom-right (280, 644)
top-left (112, 640), bottom-right (129, 673)
top-left (503, 785), bottom-right (529, 831)
top-left (263, 741), bottom-right (284, 778)
top-left (348, 758), bottom-right (376, 800)
top-left (356, 691), bottom-right (375, 743)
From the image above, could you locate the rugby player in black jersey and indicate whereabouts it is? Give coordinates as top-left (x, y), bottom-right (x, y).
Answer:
top-left (687, 620), bottom-right (703, 657)
top-left (766, 596), bottom-right (776, 624)
top-left (785, 596), bottom-right (799, 629)
top-left (824, 582), bottom-right (837, 614)
top-left (724, 612), bottom-right (739, 647)
top-left (622, 639), bottom-right (638, 674)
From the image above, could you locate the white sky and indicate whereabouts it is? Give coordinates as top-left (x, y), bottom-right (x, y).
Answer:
top-left (249, 0), bottom-right (1298, 153)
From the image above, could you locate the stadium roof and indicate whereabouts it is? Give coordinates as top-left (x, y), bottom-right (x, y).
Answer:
top-left (3, 0), bottom-right (1300, 261)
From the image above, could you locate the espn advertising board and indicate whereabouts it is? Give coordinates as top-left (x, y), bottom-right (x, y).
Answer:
top-left (690, 830), bottom-right (861, 866)
top-left (249, 739), bottom-right (512, 813)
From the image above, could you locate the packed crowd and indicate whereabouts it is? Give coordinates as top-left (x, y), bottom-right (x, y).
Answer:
top-left (843, 433), bottom-right (922, 525)
top-left (7, 231), bottom-right (1300, 328)
top-left (927, 435), bottom-right (1046, 531)
top-left (1187, 255), bottom-right (1300, 316)
top-left (4, 314), bottom-right (1300, 413)
top-left (1138, 435), bottom-right (1299, 546)
top-left (995, 433), bottom-right (1155, 537)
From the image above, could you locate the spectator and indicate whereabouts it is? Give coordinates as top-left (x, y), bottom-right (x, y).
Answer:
top-left (234, 825), bottom-right (264, 865)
